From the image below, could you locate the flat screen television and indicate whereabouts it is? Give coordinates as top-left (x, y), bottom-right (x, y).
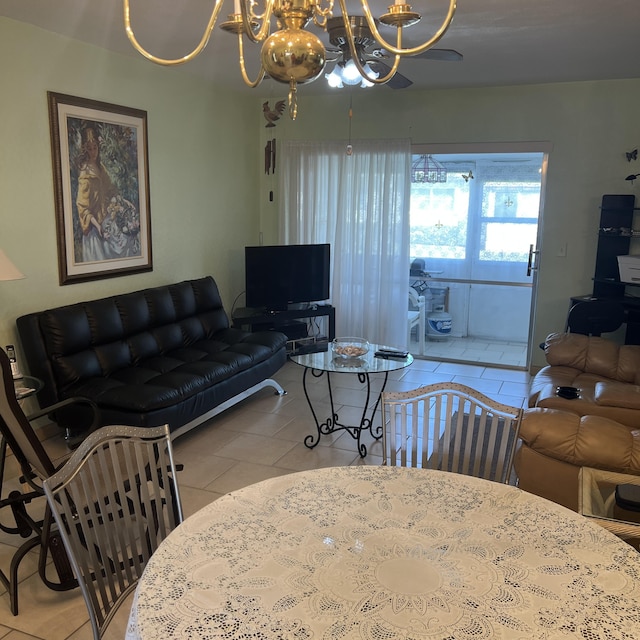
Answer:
top-left (245, 243), bottom-right (330, 312)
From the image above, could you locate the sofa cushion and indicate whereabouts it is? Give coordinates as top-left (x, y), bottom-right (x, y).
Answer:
top-left (595, 381), bottom-right (640, 410)
top-left (65, 329), bottom-right (283, 413)
top-left (534, 380), bottom-right (640, 428)
top-left (519, 408), bottom-right (640, 473)
top-left (543, 332), bottom-right (640, 383)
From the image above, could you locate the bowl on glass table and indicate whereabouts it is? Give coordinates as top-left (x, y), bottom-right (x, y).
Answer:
top-left (332, 337), bottom-right (370, 361)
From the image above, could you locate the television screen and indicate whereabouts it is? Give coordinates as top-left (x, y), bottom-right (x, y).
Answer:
top-left (245, 244), bottom-right (330, 311)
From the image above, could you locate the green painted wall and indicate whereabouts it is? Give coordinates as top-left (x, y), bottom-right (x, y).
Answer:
top-left (0, 18), bottom-right (259, 360)
top-left (259, 82), bottom-right (640, 367)
top-left (2, 17), bottom-right (640, 372)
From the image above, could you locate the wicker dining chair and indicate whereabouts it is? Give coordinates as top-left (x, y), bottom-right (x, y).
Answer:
top-left (42, 424), bottom-right (183, 640)
top-left (382, 382), bottom-right (523, 483)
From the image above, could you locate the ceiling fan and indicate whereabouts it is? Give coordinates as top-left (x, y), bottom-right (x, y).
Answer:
top-left (325, 16), bottom-right (462, 89)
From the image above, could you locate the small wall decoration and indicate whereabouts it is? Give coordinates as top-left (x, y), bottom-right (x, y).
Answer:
top-left (47, 92), bottom-right (152, 285)
top-left (263, 100), bottom-right (285, 128)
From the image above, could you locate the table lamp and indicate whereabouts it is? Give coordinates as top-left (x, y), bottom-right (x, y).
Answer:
top-left (0, 249), bottom-right (25, 281)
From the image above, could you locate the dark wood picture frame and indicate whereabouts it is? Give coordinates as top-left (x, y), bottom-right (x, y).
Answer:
top-left (47, 92), bottom-right (152, 285)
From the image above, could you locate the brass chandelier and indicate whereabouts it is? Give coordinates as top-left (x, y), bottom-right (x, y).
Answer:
top-left (123, 0), bottom-right (457, 119)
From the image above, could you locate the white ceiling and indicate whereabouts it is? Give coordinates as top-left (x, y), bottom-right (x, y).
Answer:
top-left (2, 0), bottom-right (639, 95)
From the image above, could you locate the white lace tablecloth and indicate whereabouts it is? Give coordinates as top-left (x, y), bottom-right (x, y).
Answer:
top-left (126, 466), bottom-right (640, 640)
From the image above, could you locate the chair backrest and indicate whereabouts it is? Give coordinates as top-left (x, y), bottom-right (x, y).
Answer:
top-left (408, 288), bottom-right (426, 354)
top-left (43, 424), bottom-right (183, 639)
top-left (0, 347), bottom-right (56, 481)
top-left (382, 382), bottom-right (523, 483)
top-left (409, 287), bottom-right (422, 309)
top-left (567, 300), bottom-right (625, 336)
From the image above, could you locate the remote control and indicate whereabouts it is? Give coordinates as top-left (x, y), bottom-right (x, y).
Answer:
top-left (375, 350), bottom-right (408, 359)
top-left (5, 344), bottom-right (22, 379)
top-left (377, 348), bottom-right (409, 357)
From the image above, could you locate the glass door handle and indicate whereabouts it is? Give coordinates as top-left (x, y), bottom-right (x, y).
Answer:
top-left (526, 244), bottom-right (539, 276)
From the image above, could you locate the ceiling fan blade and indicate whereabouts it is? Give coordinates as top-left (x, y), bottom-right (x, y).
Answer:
top-left (412, 48), bottom-right (463, 62)
top-left (368, 61), bottom-right (413, 89)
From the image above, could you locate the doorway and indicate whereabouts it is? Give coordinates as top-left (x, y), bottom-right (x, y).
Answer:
top-left (409, 147), bottom-right (548, 369)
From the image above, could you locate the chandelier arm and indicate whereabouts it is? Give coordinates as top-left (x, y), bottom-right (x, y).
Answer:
top-left (237, 31), bottom-right (266, 87)
top-left (337, 4), bottom-right (401, 85)
top-left (352, 51), bottom-right (402, 85)
top-left (240, 0), bottom-right (274, 43)
top-left (123, 0), bottom-right (226, 65)
top-left (356, 0), bottom-right (457, 57)
top-left (311, 0), bottom-right (335, 27)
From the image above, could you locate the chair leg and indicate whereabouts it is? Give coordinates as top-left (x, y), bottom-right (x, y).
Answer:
top-left (9, 491), bottom-right (34, 538)
top-left (38, 509), bottom-right (77, 592)
top-left (6, 534), bottom-right (41, 615)
top-left (0, 509), bottom-right (78, 615)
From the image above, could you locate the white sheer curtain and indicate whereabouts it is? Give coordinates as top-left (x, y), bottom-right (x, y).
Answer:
top-left (279, 139), bottom-right (411, 348)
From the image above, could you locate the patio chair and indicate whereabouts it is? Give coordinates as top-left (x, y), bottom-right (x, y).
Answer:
top-left (0, 346), bottom-right (99, 614)
top-left (43, 423), bottom-right (183, 640)
top-left (408, 287), bottom-right (426, 355)
top-left (381, 382), bottom-right (523, 483)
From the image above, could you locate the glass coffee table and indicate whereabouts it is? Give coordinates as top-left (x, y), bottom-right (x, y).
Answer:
top-left (289, 345), bottom-right (413, 457)
top-left (579, 467), bottom-right (640, 545)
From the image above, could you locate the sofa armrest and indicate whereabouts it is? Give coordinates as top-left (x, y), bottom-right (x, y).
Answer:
top-left (520, 408), bottom-right (640, 474)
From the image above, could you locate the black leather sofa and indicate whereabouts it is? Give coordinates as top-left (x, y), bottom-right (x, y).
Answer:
top-left (16, 277), bottom-right (287, 438)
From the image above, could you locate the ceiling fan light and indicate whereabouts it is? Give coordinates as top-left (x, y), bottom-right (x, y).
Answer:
top-left (360, 62), bottom-right (378, 87)
top-left (363, 62), bottom-right (378, 78)
top-left (342, 59), bottom-right (361, 85)
top-left (326, 67), bottom-right (344, 88)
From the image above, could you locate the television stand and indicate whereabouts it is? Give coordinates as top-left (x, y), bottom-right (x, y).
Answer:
top-left (232, 305), bottom-right (335, 355)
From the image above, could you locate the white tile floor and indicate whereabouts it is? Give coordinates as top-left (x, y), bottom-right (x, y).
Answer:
top-left (0, 358), bottom-right (531, 639)
top-left (410, 335), bottom-right (529, 369)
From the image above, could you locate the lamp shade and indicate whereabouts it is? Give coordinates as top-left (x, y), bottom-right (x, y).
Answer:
top-left (0, 249), bottom-right (25, 281)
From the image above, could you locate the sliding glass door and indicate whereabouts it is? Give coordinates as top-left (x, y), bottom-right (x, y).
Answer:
top-left (409, 149), bottom-right (548, 368)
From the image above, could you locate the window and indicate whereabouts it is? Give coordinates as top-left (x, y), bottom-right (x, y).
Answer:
top-left (410, 152), bottom-right (544, 281)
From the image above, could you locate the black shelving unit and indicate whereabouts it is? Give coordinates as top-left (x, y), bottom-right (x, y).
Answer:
top-left (572, 194), bottom-right (640, 344)
top-left (592, 194), bottom-right (636, 298)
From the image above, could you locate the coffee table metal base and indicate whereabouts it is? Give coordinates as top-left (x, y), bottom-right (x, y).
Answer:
top-left (301, 368), bottom-right (386, 457)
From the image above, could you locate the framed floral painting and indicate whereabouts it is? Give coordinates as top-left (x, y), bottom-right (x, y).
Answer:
top-left (48, 92), bottom-right (152, 285)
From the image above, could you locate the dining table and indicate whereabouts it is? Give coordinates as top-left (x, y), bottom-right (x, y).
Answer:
top-left (126, 466), bottom-right (640, 640)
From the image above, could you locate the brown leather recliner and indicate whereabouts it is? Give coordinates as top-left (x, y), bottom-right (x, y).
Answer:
top-left (529, 332), bottom-right (640, 427)
top-left (516, 332), bottom-right (640, 511)
top-left (514, 408), bottom-right (640, 511)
